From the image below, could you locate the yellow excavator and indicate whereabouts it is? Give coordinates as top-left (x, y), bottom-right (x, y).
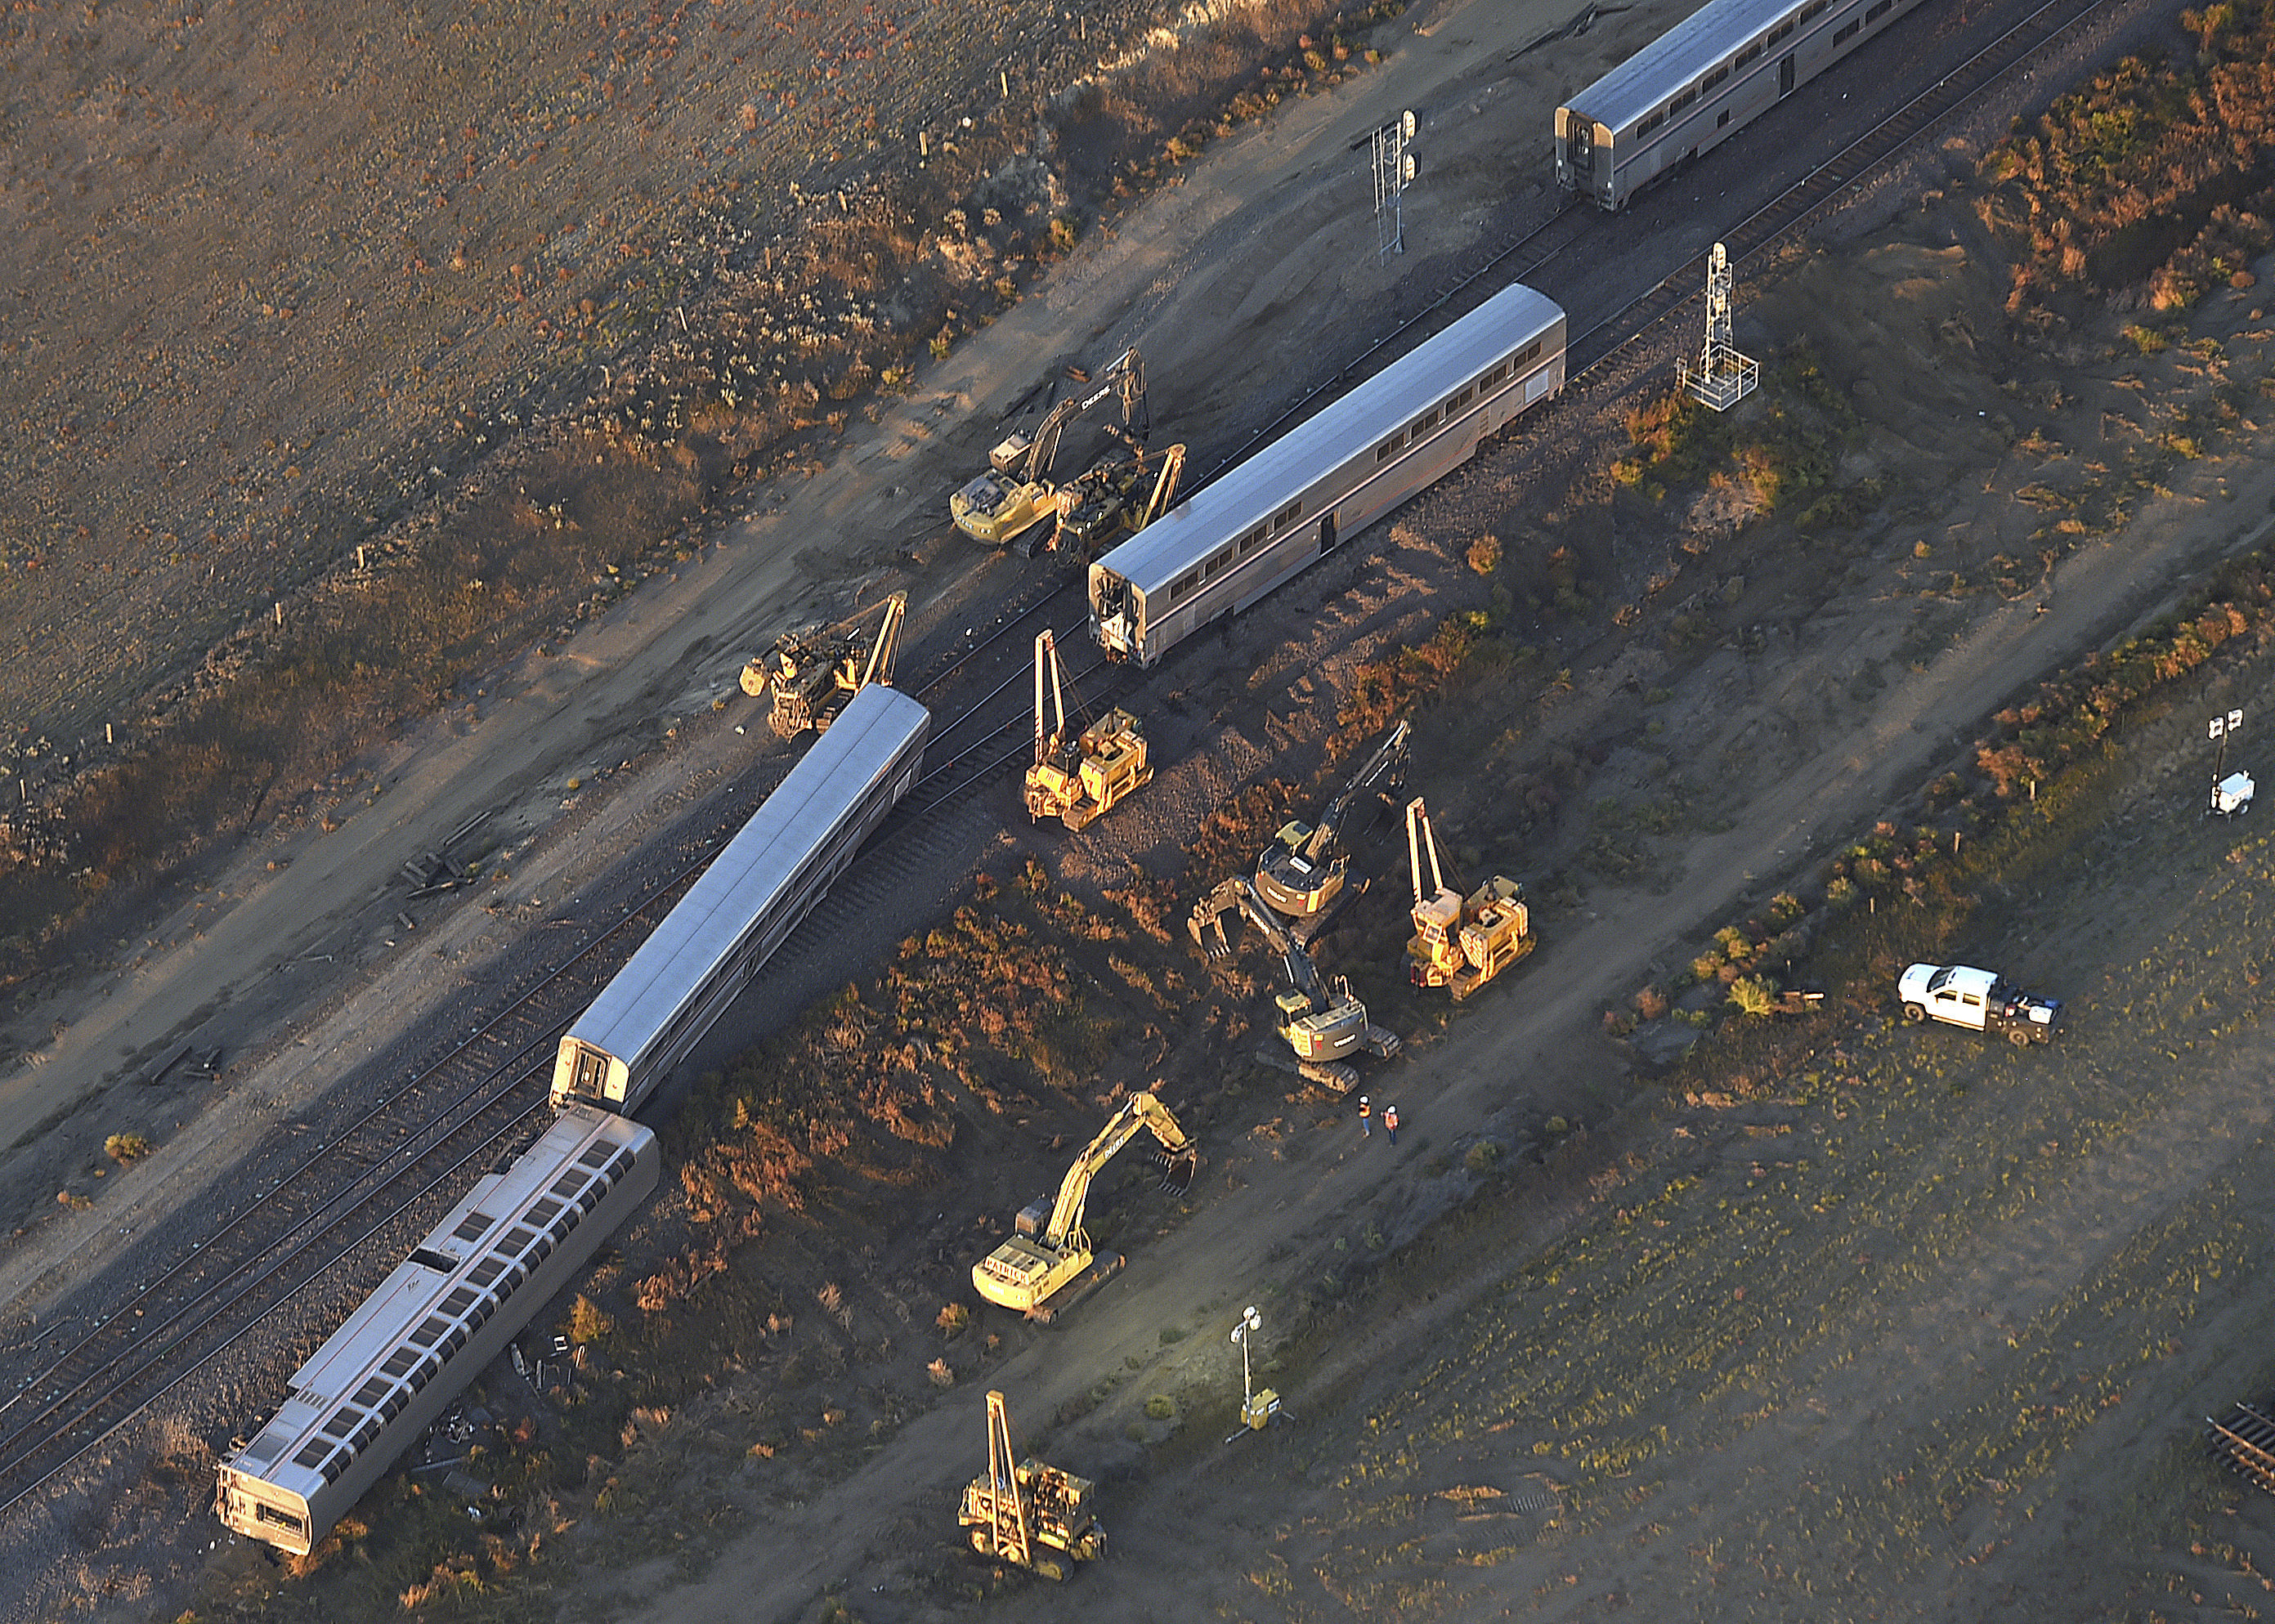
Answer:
top-left (958, 1390), bottom-right (1107, 1580)
top-left (1188, 875), bottom-right (1400, 1093)
top-left (1406, 797), bottom-right (1534, 1000)
top-left (1253, 718), bottom-right (1410, 941)
top-left (739, 591), bottom-right (906, 740)
top-left (1024, 630), bottom-right (1151, 830)
top-left (1050, 441), bottom-right (1185, 557)
top-left (951, 347), bottom-right (1149, 547)
top-left (972, 1090), bottom-right (1197, 1321)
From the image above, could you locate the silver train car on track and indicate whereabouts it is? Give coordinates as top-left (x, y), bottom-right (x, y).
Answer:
top-left (216, 1106), bottom-right (657, 1555)
top-left (553, 682), bottom-right (930, 1115)
top-left (1555, 0), bottom-right (1933, 211)
top-left (1089, 281), bottom-right (1565, 668)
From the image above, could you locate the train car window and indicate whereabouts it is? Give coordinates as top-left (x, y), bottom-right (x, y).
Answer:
top-left (526, 1233), bottom-right (555, 1266)
top-left (1737, 41), bottom-right (1764, 65)
top-left (468, 1257), bottom-right (506, 1288)
top-left (1517, 341), bottom-right (1543, 366)
top-left (442, 1324), bottom-right (470, 1356)
top-left (1767, 19), bottom-right (1794, 43)
top-left (550, 1174), bottom-right (586, 1201)
top-left (1447, 386), bottom-right (1473, 412)
top-left (1637, 111), bottom-right (1664, 136)
top-left (380, 1389), bottom-right (408, 1422)
top-left (320, 1452), bottom-right (349, 1484)
top-left (1480, 362), bottom-right (1509, 388)
top-left (1374, 431), bottom-right (1405, 463)
top-left (527, 1198), bottom-right (563, 1225)
top-left (1703, 66), bottom-right (1728, 90)
top-left (293, 1441), bottom-right (333, 1470)
top-left (1668, 89), bottom-right (1695, 114)
top-left (441, 1287), bottom-right (480, 1316)
top-left (577, 1142), bottom-right (614, 1169)
top-left (256, 1503), bottom-right (307, 1535)
top-left (350, 1417), bottom-right (383, 1452)
top-left (1833, 16), bottom-right (1860, 39)
top-left (1718, 108), bottom-right (1733, 127)
top-left (1275, 500), bottom-right (1304, 530)
top-left (352, 1378), bottom-right (392, 1410)
top-left (410, 1316), bottom-right (449, 1347)
top-left (1798, 0), bottom-right (1826, 19)
top-left (572, 1048), bottom-right (608, 1094)
top-left (451, 1212), bottom-right (495, 1244)
top-left (1171, 568), bottom-right (1202, 604)
top-left (1866, 0), bottom-right (1892, 16)
top-left (1238, 525), bottom-right (1270, 558)
top-left (381, 1348), bottom-right (420, 1378)
top-left (1411, 406), bottom-right (1440, 435)
top-left (320, 1409), bottom-right (359, 1440)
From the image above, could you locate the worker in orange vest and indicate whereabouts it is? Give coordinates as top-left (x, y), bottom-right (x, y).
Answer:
top-left (1357, 1095), bottom-right (1371, 1138)
top-left (1382, 1103), bottom-right (1399, 1145)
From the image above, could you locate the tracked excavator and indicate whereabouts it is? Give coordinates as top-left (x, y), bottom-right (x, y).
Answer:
top-left (1253, 718), bottom-right (1411, 939)
top-left (1025, 630), bottom-right (1151, 830)
top-left (952, 347), bottom-right (1149, 546)
top-left (1188, 875), bottom-right (1400, 1092)
top-left (738, 592), bottom-right (906, 739)
top-left (1406, 798), bottom-right (1534, 1000)
top-left (958, 1390), bottom-right (1106, 1580)
top-left (972, 1090), bottom-right (1197, 1321)
top-left (1050, 440), bottom-right (1185, 557)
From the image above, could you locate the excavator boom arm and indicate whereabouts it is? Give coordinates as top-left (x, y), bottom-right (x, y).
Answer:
top-left (1303, 718), bottom-right (1411, 862)
top-left (1041, 1090), bottom-right (1191, 1249)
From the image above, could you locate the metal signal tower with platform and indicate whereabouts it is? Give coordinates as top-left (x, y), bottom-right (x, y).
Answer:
top-left (1677, 242), bottom-right (1758, 412)
top-left (1372, 110), bottom-right (1417, 263)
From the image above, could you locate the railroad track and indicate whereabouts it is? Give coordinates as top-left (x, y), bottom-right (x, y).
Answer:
top-left (0, 0), bottom-right (2131, 1527)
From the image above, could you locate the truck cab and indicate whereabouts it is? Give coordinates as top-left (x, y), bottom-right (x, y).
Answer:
top-left (1897, 963), bottom-right (2061, 1045)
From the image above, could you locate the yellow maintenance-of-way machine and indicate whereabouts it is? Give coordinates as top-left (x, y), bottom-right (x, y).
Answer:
top-left (1024, 630), bottom-right (1151, 831)
top-left (973, 1091), bottom-right (1195, 1320)
top-left (1406, 797), bottom-right (1534, 999)
top-left (958, 1390), bottom-right (1106, 1581)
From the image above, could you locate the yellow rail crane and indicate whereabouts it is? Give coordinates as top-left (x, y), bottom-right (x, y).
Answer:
top-left (1253, 718), bottom-right (1410, 940)
top-left (1050, 440), bottom-right (1186, 557)
top-left (738, 591), bottom-right (906, 740)
top-left (972, 1090), bottom-right (1197, 1321)
top-left (958, 1390), bottom-right (1107, 1580)
top-left (1405, 797), bottom-right (1534, 1000)
top-left (1024, 630), bottom-right (1152, 831)
top-left (951, 347), bottom-right (1149, 547)
top-left (1189, 875), bottom-right (1400, 1093)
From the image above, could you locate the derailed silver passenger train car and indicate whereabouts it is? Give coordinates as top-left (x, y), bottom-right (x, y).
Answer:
top-left (216, 1107), bottom-right (657, 1555)
top-left (1090, 282), bottom-right (1565, 668)
top-left (552, 682), bottom-right (930, 1115)
top-left (1555, 0), bottom-right (1933, 211)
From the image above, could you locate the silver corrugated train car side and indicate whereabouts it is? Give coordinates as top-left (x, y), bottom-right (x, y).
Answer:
top-left (216, 1107), bottom-right (658, 1555)
top-left (552, 682), bottom-right (930, 1115)
top-left (1556, 0), bottom-right (1933, 212)
top-left (1089, 282), bottom-right (1565, 669)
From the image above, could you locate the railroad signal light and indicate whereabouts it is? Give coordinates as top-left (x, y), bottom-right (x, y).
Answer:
top-left (1372, 112), bottom-right (1418, 263)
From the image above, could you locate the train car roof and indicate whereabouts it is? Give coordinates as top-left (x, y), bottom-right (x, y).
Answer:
top-left (1095, 282), bottom-right (1564, 597)
top-left (567, 682), bottom-right (930, 1068)
top-left (1561, 0), bottom-right (1815, 131)
top-left (222, 1107), bottom-right (654, 1501)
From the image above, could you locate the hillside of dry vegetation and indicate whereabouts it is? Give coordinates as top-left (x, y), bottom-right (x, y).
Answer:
top-left (1980, 1), bottom-right (2275, 320)
top-left (0, 0), bottom-right (1395, 989)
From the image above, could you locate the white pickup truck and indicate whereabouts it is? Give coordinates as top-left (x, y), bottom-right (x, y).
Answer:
top-left (1897, 963), bottom-right (2062, 1045)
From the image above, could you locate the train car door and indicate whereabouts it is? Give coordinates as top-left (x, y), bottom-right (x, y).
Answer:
top-left (1319, 512), bottom-right (1339, 553)
top-left (1778, 52), bottom-right (1796, 95)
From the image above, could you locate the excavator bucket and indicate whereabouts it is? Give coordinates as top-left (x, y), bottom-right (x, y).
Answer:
top-left (1153, 1146), bottom-right (1198, 1196)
